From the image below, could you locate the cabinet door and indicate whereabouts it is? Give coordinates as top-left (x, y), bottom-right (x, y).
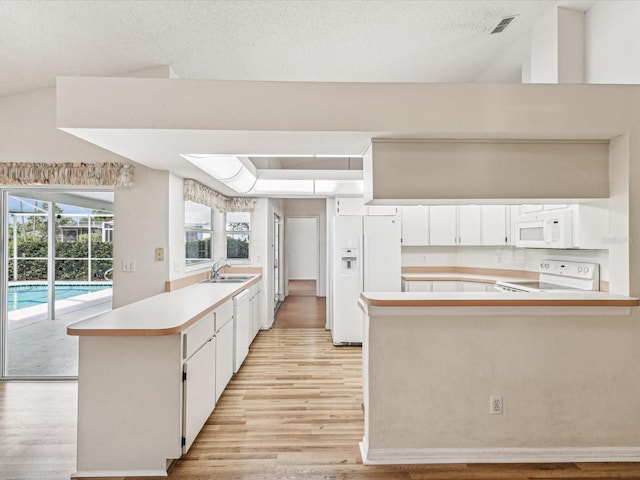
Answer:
top-left (429, 206), bottom-right (457, 245)
top-left (431, 281), bottom-right (459, 292)
top-left (251, 292), bottom-right (260, 340)
top-left (481, 205), bottom-right (507, 246)
top-left (215, 320), bottom-right (234, 402)
top-left (544, 204), bottom-right (569, 211)
top-left (401, 206), bottom-right (429, 246)
top-left (368, 206), bottom-right (399, 216)
top-left (183, 338), bottom-right (216, 453)
top-left (336, 197), bottom-right (367, 215)
top-left (460, 281), bottom-right (489, 292)
top-left (521, 204), bottom-right (544, 214)
top-left (458, 206), bottom-right (481, 245)
top-left (405, 281), bottom-right (432, 292)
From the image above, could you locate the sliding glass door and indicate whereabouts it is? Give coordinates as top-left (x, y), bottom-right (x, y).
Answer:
top-left (1, 189), bottom-right (114, 378)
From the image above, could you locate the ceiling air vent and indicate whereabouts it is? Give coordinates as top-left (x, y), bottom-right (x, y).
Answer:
top-left (491, 15), bottom-right (517, 34)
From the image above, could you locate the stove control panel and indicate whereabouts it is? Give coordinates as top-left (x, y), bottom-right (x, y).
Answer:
top-left (539, 259), bottom-right (598, 280)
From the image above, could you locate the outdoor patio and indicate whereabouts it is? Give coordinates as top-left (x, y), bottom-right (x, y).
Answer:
top-left (6, 291), bottom-right (112, 377)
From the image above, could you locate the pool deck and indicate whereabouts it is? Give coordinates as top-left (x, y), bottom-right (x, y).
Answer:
top-left (5, 288), bottom-right (113, 377)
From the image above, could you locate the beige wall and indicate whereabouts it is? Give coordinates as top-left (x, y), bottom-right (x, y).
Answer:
top-left (0, 87), bottom-right (127, 165)
top-left (365, 139), bottom-right (609, 203)
top-left (0, 87), bottom-right (177, 308)
top-left (364, 310), bottom-right (640, 459)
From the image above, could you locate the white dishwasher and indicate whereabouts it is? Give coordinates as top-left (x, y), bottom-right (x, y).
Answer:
top-left (233, 289), bottom-right (251, 373)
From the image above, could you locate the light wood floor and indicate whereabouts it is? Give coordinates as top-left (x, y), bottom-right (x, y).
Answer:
top-left (287, 279), bottom-right (317, 296)
top-left (273, 296), bottom-right (326, 328)
top-left (273, 279), bottom-right (326, 329)
top-left (4, 329), bottom-right (640, 479)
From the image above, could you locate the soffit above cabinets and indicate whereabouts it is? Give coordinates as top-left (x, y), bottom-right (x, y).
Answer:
top-left (363, 139), bottom-right (610, 205)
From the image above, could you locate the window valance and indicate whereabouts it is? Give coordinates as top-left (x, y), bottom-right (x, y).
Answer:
top-left (0, 162), bottom-right (133, 188)
top-left (183, 179), bottom-right (256, 212)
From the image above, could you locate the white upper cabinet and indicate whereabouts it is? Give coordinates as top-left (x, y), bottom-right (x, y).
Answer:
top-left (401, 206), bottom-right (429, 246)
top-left (521, 204), bottom-right (544, 214)
top-left (429, 205), bottom-right (482, 246)
top-left (335, 197), bottom-right (367, 216)
top-left (481, 205), bottom-right (509, 246)
top-left (429, 206), bottom-right (457, 245)
top-left (367, 206), bottom-right (399, 216)
top-left (458, 206), bottom-right (481, 245)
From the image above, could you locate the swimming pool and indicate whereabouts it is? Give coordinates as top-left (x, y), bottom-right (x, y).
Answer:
top-left (8, 284), bottom-right (113, 311)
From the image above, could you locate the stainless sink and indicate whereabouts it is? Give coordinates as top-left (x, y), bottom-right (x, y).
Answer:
top-left (202, 275), bottom-right (253, 284)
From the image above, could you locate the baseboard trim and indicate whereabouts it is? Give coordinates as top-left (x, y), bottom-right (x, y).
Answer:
top-left (73, 469), bottom-right (168, 478)
top-left (359, 441), bottom-right (640, 465)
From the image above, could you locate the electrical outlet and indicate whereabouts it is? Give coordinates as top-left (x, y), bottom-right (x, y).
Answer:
top-left (154, 247), bottom-right (164, 261)
top-left (490, 395), bottom-right (503, 415)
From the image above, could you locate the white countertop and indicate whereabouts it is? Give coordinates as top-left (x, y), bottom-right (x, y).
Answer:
top-left (360, 290), bottom-right (639, 307)
top-left (67, 274), bottom-right (260, 336)
top-left (402, 272), bottom-right (532, 284)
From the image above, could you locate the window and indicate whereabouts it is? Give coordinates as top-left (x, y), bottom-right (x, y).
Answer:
top-left (185, 201), bottom-right (213, 266)
top-left (226, 212), bottom-right (250, 260)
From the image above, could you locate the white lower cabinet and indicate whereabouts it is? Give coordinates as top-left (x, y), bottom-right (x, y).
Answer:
top-left (431, 281), bottom-right (459, 292)
top-left (182, 336), bottom-right (216, 453)
top-left (405, 280), bottom-right (494, 292)
top-left (459, 281), bottom-right (491, 292)
top-left (248, 283), bottom-right (261, 341)
top-left (404, 280), bottom-right (432, 292)
top-left (215, 300), bottom-right (234, 402)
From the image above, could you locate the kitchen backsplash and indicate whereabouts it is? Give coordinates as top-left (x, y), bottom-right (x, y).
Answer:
top-left (402, 246), bottom-right (610, 281)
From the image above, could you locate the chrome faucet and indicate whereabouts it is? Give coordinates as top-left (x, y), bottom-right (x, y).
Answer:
top-left (211, 258), bottom-right (230, 279)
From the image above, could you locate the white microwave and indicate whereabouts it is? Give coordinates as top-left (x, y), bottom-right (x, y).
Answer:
top-left (515, 209), bottom-right (574, 249)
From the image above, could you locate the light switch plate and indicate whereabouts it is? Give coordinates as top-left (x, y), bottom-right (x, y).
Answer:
top-left (123, 259), bottom-right (136, 272)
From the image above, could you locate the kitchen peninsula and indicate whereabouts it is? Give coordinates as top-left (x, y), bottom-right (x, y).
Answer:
top-left (358, 291), bottom-right (640, 465)
top-left (67, 274), bottom-right (262, 478)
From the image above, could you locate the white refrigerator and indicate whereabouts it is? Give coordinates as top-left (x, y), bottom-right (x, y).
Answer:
top-left (331, 214), bottom-right (401, 345)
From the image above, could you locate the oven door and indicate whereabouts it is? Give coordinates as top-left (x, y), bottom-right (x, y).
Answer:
top-left (515, 210), bottom-right (573, 249)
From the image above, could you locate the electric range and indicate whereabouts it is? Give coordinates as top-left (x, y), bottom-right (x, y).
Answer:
top-left (495, 259), bottom-right (600, 293)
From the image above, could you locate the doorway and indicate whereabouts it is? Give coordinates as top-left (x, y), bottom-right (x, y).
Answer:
top-left (1, 189), bottom-right (114, 378)
top-left (273, 212), bottom-right (283, 314)
top-left (285, 216), bottom-right (319, 297)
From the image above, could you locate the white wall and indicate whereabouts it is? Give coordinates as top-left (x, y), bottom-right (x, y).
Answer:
top-left (586, 1), bottom-right (640, 83)
top-left (283, 199), bottom-right (327, 296)
top-left (113, 167), bottom-right (171, 307)
top-left (168, 173), bottom-right (186, 281)
top-left (286, 217), bottom-right (318, 280)
top-left (528, 8), bottom-right (559, 83)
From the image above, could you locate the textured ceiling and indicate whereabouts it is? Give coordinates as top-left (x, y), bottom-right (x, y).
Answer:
top-left (0, 0), bottom-right (593, 98)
